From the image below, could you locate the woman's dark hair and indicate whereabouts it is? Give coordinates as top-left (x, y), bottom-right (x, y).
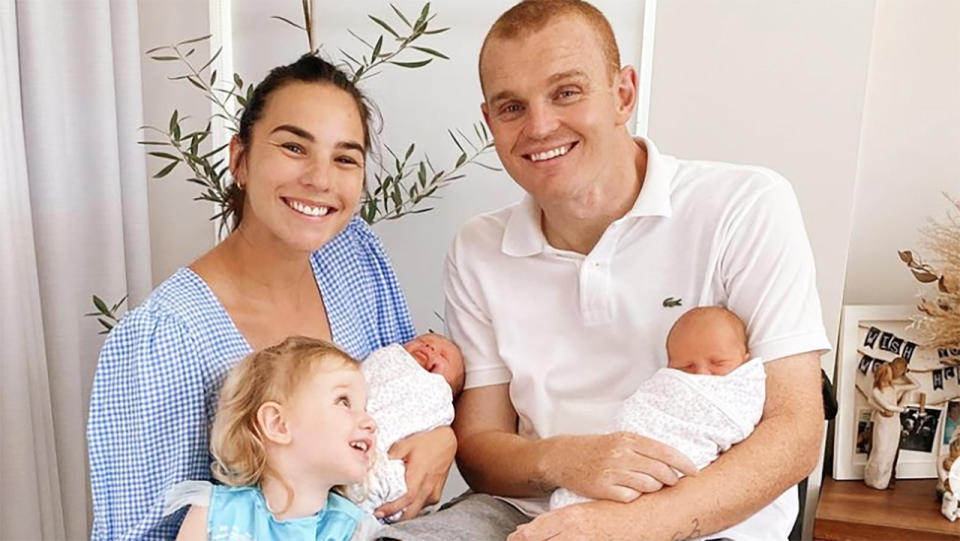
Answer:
top-left (224, 53), bottom-right (374, 229)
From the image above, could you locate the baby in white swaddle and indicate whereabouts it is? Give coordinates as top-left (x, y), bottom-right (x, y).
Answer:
top-left (346, 333), bottom-right (465, 521)
top-left (551, 306), bottom-right (766, 509)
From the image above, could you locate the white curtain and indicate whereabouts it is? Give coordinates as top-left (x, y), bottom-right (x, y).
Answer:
top-left (1, 0), bottom-right (153, 538)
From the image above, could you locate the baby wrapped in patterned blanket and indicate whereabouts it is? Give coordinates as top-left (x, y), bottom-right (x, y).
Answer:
top-left (550, 306), bottom-right (766, 509)
top-left (348, 333), bottom-right (464, 521)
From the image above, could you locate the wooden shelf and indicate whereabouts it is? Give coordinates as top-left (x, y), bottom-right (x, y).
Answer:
top-left (814, 478), bottom-right (960, 540)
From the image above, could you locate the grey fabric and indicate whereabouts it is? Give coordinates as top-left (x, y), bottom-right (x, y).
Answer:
top-left (376, 492), bottom-right (531, 541)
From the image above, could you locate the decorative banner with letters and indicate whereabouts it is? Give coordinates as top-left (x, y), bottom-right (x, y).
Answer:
top-left (863, 326), bottom-right (918, 361)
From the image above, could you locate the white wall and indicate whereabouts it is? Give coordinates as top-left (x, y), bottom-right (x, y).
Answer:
top-left (843, 0), bottom-right (960, 306)
top-left (140, 0), bottom-right (218, 285)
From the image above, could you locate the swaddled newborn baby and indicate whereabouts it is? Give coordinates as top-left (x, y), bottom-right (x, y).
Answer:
top-left (347, 333), bottom-right (464, 520)
top-left (550, 306), bottom-right (766, 509)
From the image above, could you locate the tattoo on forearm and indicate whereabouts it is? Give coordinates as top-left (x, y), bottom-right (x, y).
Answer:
top-left (669, 518), bottom-right (701, 541)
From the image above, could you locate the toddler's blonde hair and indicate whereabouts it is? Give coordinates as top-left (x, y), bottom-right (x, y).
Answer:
top-left (210, 336), bottom-right (360, 492)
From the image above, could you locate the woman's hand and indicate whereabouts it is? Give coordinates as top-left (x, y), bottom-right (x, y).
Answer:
top-left (375, 426), bottom-right (457, 521)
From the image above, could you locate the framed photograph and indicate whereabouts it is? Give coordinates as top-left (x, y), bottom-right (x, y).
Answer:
top-left (939, 400), bottom-right (960, 483)
top-left (833, 305), bottom-right (959, 480)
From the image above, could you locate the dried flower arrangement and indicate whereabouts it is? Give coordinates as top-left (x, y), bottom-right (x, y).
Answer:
top-left (899, 195), bottom-right (960, 348)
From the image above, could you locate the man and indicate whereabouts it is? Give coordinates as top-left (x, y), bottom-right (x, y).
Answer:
top-left (386, 1), bottom-right (828, 539)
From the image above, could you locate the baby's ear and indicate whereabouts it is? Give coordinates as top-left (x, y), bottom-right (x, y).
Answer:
top-left (257, 401), bottom-right (292, 445)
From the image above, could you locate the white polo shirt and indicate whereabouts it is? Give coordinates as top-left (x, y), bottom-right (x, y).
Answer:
top-left (443, 138), bottom-right (831, 538)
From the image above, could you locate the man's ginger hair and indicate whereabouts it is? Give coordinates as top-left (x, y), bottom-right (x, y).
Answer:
top-left (479, 0), bottom-right (621, 92)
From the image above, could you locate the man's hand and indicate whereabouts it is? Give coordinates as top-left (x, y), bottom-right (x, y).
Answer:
top-left (375, 426), bottom-right (457, 521)
top-left (507, 501), bottom-right (633, 541)
top-left (544, 432), bottom-right (698, 502)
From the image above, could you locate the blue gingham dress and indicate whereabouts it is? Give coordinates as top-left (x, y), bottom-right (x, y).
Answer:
top-left (87, 217), bottom-right (415, 540)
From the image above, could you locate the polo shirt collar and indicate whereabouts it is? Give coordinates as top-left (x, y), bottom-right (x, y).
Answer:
top-left (501, 137), bottom-right (677, 257)
top-left (625, 137), bottom-right (676, 220)
top-left (502, 194), bottom-right (544, 257)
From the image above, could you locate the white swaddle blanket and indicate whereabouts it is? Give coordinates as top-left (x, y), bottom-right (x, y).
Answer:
top-left (346, 344), bottom-right (455, 518)
top-left (550, 357), bottom-right (766, 509)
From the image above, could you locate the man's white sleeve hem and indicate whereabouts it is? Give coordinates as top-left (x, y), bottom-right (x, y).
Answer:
top-left (464, 367), bottom-right (512, 390)
top-left (752, 332), bottom-right (832, 365)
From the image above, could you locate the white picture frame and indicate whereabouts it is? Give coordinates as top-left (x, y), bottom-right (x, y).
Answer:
top-left (833, 304), bottom-right (959, 480)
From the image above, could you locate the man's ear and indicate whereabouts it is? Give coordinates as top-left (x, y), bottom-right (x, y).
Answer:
top-left (257, 401), bottom-right (292, 445)
top-left (481, 102), bottom-right (492, 130)
top-left (613, 65), bottom-right (639, 125)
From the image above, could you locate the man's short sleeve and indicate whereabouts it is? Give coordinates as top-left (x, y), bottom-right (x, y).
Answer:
top-left (443, 228), bottom-right (512, 390)
top-left (721, 173), bottom-right (831, 362)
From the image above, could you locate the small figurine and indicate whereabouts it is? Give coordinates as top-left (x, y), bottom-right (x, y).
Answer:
top-left (942, 438), bottom-right (960, 521)
top-left (863, 357), bottom-right (920, 490)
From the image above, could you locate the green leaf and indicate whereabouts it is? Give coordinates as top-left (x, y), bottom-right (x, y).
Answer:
top-left (97, 318), bottom-right (113, 331)
top-left (455, 153), bottom-right (467, 168)
top-left (348, 29), bottom-right (374, 49)
top-left (271, 15), bottom-right (306, 31)
top-left (169, 110), bottom-right (179, 134)
top-left (201, 142), bottom-right (230, 160)
top-left (144, 45), bottom-right (169, 55)
top-left (148, 151), bottom-right (180, 160)
top-left (389, 59), bottom-right (433, 69)
top-left (138, 141), bottom-right (169, 146)
top-left (372, 35), bottom-right (384, 60)
top-left (368, 15), bottom-right (400, 39)
top-left (233, 73), bottom-right (243, 89)
top-left (154, 160), bottom-right (179, 178)
top-left (390, 4), bottom-right (412, 27)
top-left (150, 55), bottom-right (180, 61)
top-left (418, 162), bottom-right (427, 187)
top-left (176, 34), bottom-right (212, 46)
top-left (93, 295), bottom-right (109, 315)
top-left (448, 130), bottom-right (464, 153)
top-left (198, 47), bottom-right (223, 75)
top-left (422, 27), bottom-right (450, 35)
top-left (418, 3), bottom-right (431, 26)
top-left (473, 161), bottom-right (501, 171)
top-left (404, 143), bottom-right (415, 161)
top-left (210, 69), bottom-right (217, 86)
top-left (186, 76), bottom-right (206, 92)
top-left (110, 295), bottom-right (128, 312)
top-left (411, 46), bottom-right (449, 60)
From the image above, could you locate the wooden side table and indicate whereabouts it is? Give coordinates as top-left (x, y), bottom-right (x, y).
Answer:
top-left (814, 478), bottom-right (960, 540)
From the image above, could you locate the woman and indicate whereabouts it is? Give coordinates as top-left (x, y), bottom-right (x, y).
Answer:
top-left (863, 356), bottom-right (919, 489)
top-left (87, 54), bottom-right (456, 540)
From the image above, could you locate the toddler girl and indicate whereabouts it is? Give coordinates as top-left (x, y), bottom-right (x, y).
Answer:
top-left (164, 336), bottom-right (380, 541)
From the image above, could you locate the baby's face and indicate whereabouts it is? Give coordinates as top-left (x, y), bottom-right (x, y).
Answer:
top-left (404, 333), bottom-right (465, 395)
top-left (667, 321), bottom-right (749, 376)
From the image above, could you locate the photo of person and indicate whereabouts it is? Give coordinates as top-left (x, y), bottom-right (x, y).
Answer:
top-left (945, 401), bottom-right (960, 446)
top-left (899, 406), bottom-right (942, 453)
top-left (855, 409), bottom-right (874, 455)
